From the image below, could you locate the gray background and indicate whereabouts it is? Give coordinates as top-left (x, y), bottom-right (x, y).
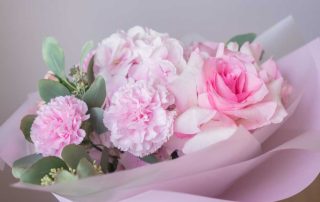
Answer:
top-left (0, 0), bottom-right (319, 201)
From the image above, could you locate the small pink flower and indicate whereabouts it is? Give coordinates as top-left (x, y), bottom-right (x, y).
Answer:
top-left (31, 96), bottom-right (89, 156)
top-left (103, 79), bottom-right (176, 157)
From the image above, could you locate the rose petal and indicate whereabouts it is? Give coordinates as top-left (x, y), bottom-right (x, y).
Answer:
top-left (168, 51), bottom-right (202, 112)
top-left (182, 120), bottom-right (239, 154)
top-left (227, 101), bottom-right (278, 130)
top-left (175, 107), bottom-right (216, 134)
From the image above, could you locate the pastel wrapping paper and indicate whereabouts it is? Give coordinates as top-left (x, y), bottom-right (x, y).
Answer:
top-left (0, 16), bottom-right (320, 201)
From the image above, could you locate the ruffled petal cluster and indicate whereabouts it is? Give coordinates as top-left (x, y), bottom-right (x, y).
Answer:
top-left (31, 96), bottom-right (89, 156)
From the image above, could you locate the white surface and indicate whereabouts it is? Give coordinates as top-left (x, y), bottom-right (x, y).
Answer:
top-left (0, 0), bottom-right (319, 201)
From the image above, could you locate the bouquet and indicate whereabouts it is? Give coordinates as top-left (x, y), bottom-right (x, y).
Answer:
top-left (1, 16), bottom-right (320, 202)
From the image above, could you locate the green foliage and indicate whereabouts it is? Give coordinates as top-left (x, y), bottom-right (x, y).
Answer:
top-left (140, 154), bottom-right (158, 164)
top-left (20, 115), bottom-right (36, 143)
top-left (80, 40), bottom-right (94, 68)
top-left (38, 79), bottom-right (70, 102)
top-left (87, 56), bottom-right (95, 85)
top-left (89, 108), bottom-right (107, 134)
top-left (54, 170), bottom-right (78, 183)
top-left (227, 33), bottom-right (256, 48)
top-left (76, 158), bottom-right (97, 178)
top-left (82, 76), bottom-right (106, 108)
top-left (61, 144), bottom-right (92, 170)
top-left (12, 154), bottom-right (42, 178)
top-left (20, 157), bottom-right (68, 184)
top-left (42, 37), bottom-right (66, 79)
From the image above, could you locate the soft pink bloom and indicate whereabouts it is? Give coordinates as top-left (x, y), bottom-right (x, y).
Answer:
top-left (31, 96), bottom-right (89, 156)
top-left (171, 42), bottom-right (288, 134)
top-left (127, 26), bottom-right (186, 82)
top-left (196, 43), bottom-right (287, 130)
top-left (167, 42), bottom-right (289, 154)
top-left (93, 26), bottom-right (186, 98)
top-left (103, 79), bottom-right (176, 157)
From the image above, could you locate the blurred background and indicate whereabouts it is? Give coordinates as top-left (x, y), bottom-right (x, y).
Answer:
top-left (0, 0), bottom-right (319, 201)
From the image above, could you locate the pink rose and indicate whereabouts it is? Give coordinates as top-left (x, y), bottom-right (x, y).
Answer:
top-left (196, 43), bottom-right (287, 130)
top-left (31, 96), bottom-right (89, 156)
top-left (103, 79), bottom-right (176, 157)
top-left (169, 42), bottom-right (288, 154)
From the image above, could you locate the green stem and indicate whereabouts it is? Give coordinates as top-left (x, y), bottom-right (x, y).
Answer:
top-left (60, 78), bottom-right (76, 92)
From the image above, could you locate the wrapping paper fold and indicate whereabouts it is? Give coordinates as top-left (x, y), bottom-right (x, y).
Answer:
top-left (1, 16), bottom-right (320, 202)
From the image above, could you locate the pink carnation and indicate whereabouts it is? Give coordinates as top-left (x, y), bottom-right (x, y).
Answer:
top-left (31, 96), bottom-right (89, 156)
top-left (103, 80), bottom-right (176, 157)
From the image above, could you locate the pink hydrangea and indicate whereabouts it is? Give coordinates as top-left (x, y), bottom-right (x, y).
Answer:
top-left (93, 26), bottom-right (186, 98)
top-left (103, 79), bottom-right (176, 157)
top-left (31, 96), bottom-right (89, 156)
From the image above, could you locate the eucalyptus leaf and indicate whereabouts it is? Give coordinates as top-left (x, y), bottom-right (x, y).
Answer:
top-left (54, 170), bottom-right (78, 183)
top-left (140, 154), bottom-right (158, 164)
top-left (20, 114), bottom-right (36, 143)
top-left (61, 144), bottom-right (91, 170)
top-left (38, 79), bottom-right (71, 102)
top-left (227, 33), bottom-right (256, 48)
top-left (80, 40), bottom-right (94, 67)
top-left (76, 158), bottom-right (97, 178)
top-left (42, 37), bottom-right (66, 79)
top-left (82, 76), bottom-right (106, 108)
top-left (90, 108), bottom-right (107, 134)
top-left (12, 154), bottom-right (42, 178)
top-left (20, 156), bottom-right (68, 185)
top-left (87, 56), bottom-right (95, 85)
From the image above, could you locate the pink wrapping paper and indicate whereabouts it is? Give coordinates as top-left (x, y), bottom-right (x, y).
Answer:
top-left (1, 17), bottom-right (320, 202)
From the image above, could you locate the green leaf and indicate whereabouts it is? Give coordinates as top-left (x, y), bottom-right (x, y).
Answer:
top-left (38, 79), bottom-right (71, 102)
top-left (20, 156), bottom-right (68, 185)
top-left (87, 56), bottom-right (95, 85)
top-left (61, 144), bottom-right (91, 170)
top-left (100, 148), bottom-right (109, 174)
top-left (20, 115), bottom-right (36, 143)
top-left (80, 40), bottom-right (94, 67)
top-left (76, 158), bottom-right (97, 178)
top-left (42, 37), bottom-right (66, 79)
top-left (54, 170), bottom-right (78, 183)
top-left (12, 154), bottom-right (42, 178)
top-left (82, 76), bottom-right (106, 108)
top-left (227, 33), bottom-right (256, 48)
top-left (90, 108), bottom-right (107, 134)
top-left (140, 155), bottom-right (158, 164)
